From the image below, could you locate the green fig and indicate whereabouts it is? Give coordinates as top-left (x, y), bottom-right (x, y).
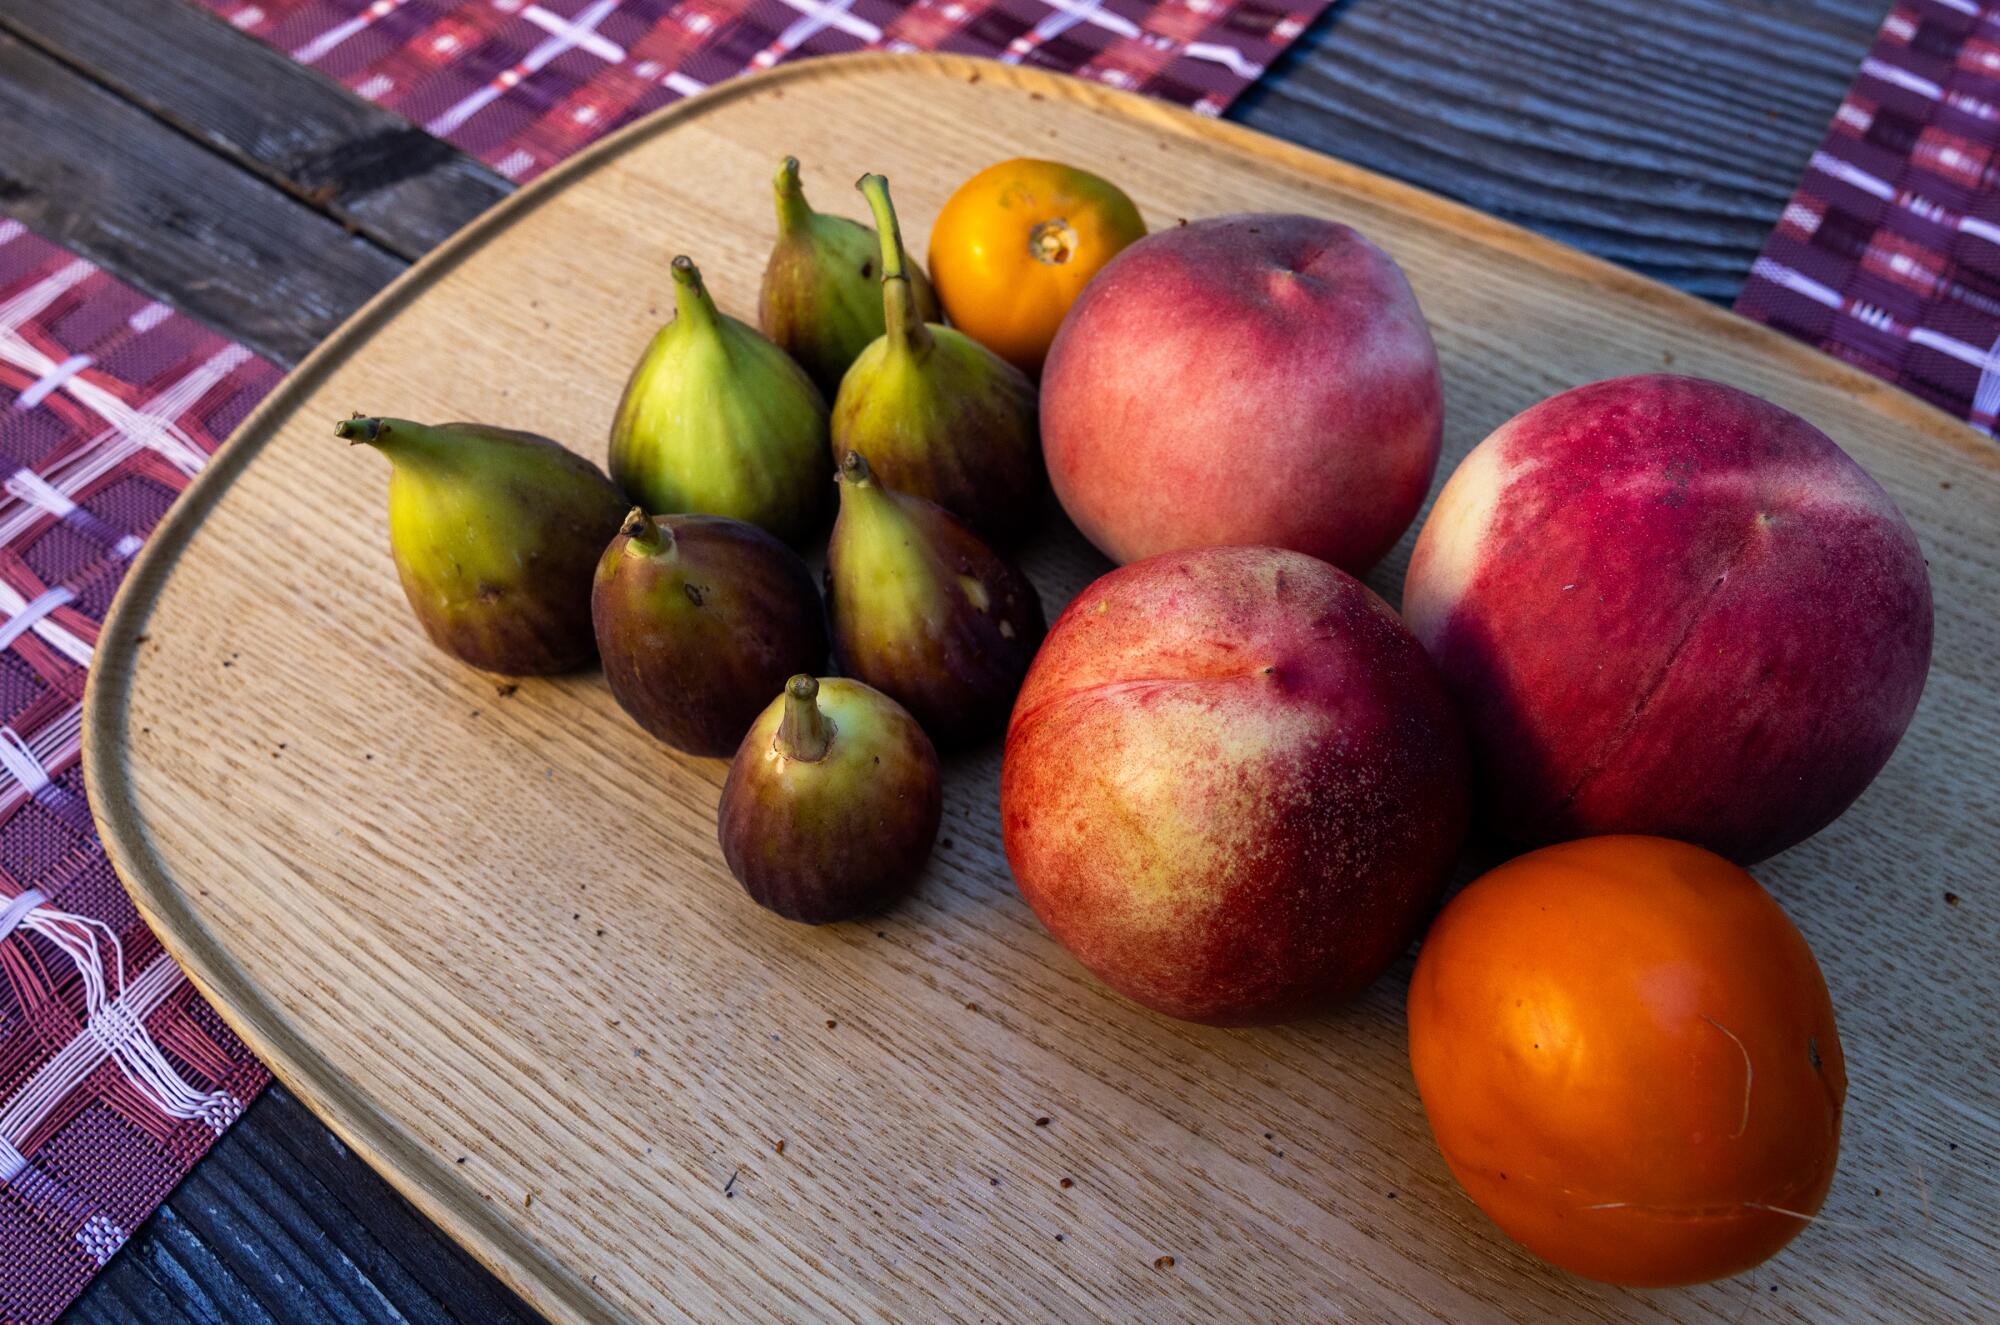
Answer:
top-left (610, 255), bottom-right (830, 545)
top-left (759, 156), bottom-right (943, 398)
top-left (826, 451), bottom-right (1045, 747)
top-left (831, 175), bottom-right (1043, 545)
top-left (591, 509), bottom-right (827, 757)
top-left (340, 415), bottom-right (624, 675)
top-left (718, 674), bottom-right (942, 924)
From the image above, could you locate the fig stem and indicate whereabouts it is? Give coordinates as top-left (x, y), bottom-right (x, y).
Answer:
top-left (669, 255), bottom-right (719, 334)
top-left (337, 417), bottom-right (446, 462)
top-left (838, 450), bottom-right (874, 487)
top-left (773, 156), bottom-right (812, 237)
top-left (777, 675), bottom-right (833, 761)
top-left (336, 415), bottom-right (389, 446)
top-left (856, 174), bottom-right (929, 354)
top-left (620, 506), bottom-right (671, 554)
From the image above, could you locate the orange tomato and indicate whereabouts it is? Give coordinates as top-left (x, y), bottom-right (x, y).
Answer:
top-left (1406, 836), bottom-right (1845, 1287)
top-left (927, 158), bottom-right (1146, 374)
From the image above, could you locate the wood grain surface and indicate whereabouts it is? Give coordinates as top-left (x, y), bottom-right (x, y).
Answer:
top-left (1233, 0), bottom-right (1888, 299)
top-left (80, 52), bottom-right (1995, 1325)
top-left (0, 0), bottom-right (510, 261)
top-left (11, 3), bottom-right (1894, 1320)
top-left (0, 30), bottom-right (404, 363)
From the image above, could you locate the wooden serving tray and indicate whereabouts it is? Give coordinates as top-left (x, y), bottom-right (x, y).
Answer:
top-left (84, 55), bottom-right (1996, 1325)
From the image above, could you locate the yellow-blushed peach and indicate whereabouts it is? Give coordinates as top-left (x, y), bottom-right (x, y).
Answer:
top-left (1001, 546), bottom-right (1469, 1025)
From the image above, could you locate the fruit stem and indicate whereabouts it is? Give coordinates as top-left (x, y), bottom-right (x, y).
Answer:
top-left (777, 674), bottom-right (833, 761)
top-left (336, 415), bottom-right (394, 446)
top-left (773, 156), bottom-right (813, 237)
top-left (838, 450), bottom-right (875, 488)
top-left (856, 174), bottom-right (930, 354)
top-left (669, 256), bottom-right (719, 334)
top-left (620, 506), bottom-right (671, 555)
top-left (337, 416), bottom-right (451, 464)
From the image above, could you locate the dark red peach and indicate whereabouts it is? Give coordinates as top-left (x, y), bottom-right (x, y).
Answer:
top-left (1401, 374), bottom-right (1933, 864)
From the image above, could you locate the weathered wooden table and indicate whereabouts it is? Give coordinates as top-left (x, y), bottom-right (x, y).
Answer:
top-left (0, 1), bottom-right (1888, 1320)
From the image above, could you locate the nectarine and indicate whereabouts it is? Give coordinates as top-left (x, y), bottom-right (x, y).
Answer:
top-left (1039, 215), bottom-right (1443, 574)
top-left (1001, 546), bottom-right (1469, 1024)
top-left (1402, 375), bottom-right (1932, 864)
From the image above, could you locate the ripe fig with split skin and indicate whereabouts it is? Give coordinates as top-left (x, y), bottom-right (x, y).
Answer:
top-left (825, 451), bottom-right (1043, 748)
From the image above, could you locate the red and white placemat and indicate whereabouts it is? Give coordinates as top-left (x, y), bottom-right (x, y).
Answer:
top-left (0, 222), bottom-right (279, 1325)
top-left (1738, 0), bottom-right (2000, 435)
top-left (195, 0), bottom-right (1322, 183)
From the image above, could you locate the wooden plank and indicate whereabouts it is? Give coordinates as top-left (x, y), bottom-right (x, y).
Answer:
top-left (76, 1266), bottom-right (203, 1325)
top-left (1233, 0), bottom-right (1886, 301)
top-left (100, 1205), bottom-right (284, 1325)
top-left (67, 1088), bottom-right (542, 1325)
top-left (81, 54), bottom-right (1997, 1325)
top-left (246, 1085), bottom-right (545, 1325)
top-left (170, 1149), bottom-right (444, 1324)
top-left (0, 32), bottom-right (403, 364)
top-left (0, 0), bottom-right (510, 259)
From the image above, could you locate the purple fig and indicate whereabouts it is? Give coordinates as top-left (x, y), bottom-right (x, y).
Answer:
top-left (831, 175), bottom-right (1042, 545)
top-left (826, 450), bottom-right (1045, 747)
top-left (339, 415), bottom-right (625, 676)
top-left (592, 509), bottom-right (827, 757)
top-left (719, 675), bottom-right (942, 923)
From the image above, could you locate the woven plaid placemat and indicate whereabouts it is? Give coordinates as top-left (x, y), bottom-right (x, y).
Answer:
top-left (195, 0), bottom-right (1325, 183)
top-left (1738, 0), bottom-right (2000, 435)
top-left (0, 221), bottom-right (279, 1325)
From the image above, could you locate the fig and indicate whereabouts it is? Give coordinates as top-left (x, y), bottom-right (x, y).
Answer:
top-left (339, 414), bottom-right (624, 675)
top-left (826, 451), bottom-right (1044, 747)
top-left (759, 156), bottom-right (943, 397)
top-left (831, 175), bottom-right (1042, 545)
top-left (719, 674), bottom-right (942, 924)
top-left (610, 255), bottom-right (830, 545)
top-left (591, 509), bottom-right (827, 757)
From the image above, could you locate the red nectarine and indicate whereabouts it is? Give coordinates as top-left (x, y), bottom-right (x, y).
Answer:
top-left (1402, 374), bottom-right (1933, 864)
top-left (1039, 214), bottom-right (1443, 574)
top-left (1001, 546), bottom-right (1470, 1025)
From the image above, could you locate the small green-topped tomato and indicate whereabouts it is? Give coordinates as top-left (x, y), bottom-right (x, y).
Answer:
top-left (928, 158), bottom-right (1146, 375)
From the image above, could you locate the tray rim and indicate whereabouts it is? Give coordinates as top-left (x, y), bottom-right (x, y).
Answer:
top-left (78, 50), bottom-right (1997, 1325)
